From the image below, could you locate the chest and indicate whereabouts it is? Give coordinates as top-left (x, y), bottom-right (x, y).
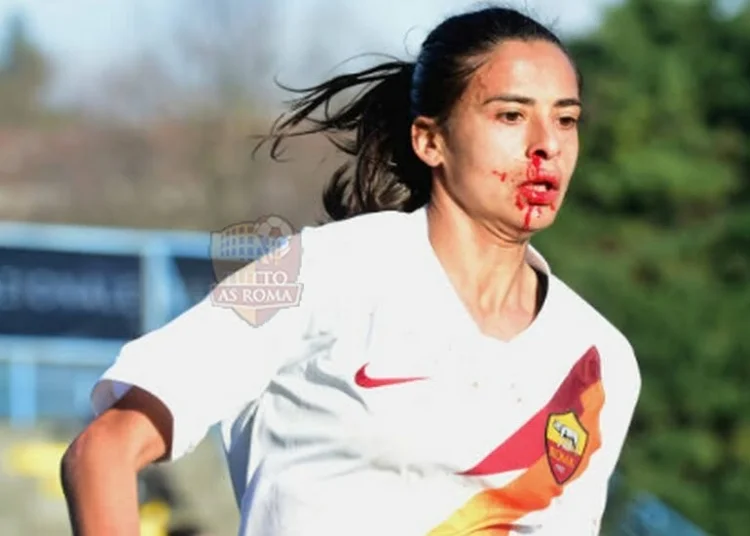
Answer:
top-left (264, 307), bottom-right (607, 482)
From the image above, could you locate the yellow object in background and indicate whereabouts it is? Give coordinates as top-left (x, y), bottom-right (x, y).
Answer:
top-left (2, 440), bottom-right (68, 499)
top-left (140, 500), bottom-right (172, 536)
top-left (3, 440), bottom-right (174, 534)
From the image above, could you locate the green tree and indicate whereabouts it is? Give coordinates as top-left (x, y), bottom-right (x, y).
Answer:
top-left (534, 0), bottom-right (750, 533)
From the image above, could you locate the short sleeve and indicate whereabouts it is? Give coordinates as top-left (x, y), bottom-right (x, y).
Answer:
top-left (90, 228), bottom-right (321, 461)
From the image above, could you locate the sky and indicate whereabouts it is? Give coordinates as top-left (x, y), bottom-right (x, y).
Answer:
top-left (0, 0), bottom-right (624, 110)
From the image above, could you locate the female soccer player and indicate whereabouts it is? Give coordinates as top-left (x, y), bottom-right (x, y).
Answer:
top-left (61, 6), bottom-right (641, 535)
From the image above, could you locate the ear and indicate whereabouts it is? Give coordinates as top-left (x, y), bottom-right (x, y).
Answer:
top-left (411, 116), bottom-right (444, 168)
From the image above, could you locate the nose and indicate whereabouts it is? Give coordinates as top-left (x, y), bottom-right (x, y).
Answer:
top-left (526, 117), bottom-right (561, 161)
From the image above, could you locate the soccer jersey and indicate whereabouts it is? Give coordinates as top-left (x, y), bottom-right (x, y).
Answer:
top-left (92, 206), bottom-right (641, 535)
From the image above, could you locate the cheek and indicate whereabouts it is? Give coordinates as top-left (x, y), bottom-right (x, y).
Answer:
top-left (443, 119), bottom-right (529, 191)
top-left (445, 131), bottom-right (496, 180)
top-left (550, 134), bottom-right (578, 186)
top-left (564, 134), bottom-right (580, 166)
top-left (472, 131), bottom-right (521, 179)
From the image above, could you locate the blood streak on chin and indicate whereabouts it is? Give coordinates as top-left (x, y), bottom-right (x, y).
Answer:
top-left (524, 207), bottom-right (533, 229)
top-left (515, 193), bottom-right (533, 230)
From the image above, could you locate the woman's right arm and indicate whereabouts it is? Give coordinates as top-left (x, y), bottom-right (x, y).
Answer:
top-left (59, 229), bottom-right (322, 535)
top-left (61, 386), bottom-right (173, 536)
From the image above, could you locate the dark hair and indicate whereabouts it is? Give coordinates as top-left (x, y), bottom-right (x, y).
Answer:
top-left (256, 6), bottom-right (581, 221)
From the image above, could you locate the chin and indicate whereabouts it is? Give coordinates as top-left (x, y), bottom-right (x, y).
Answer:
top-left (517, 205), bottom-right (560, 233)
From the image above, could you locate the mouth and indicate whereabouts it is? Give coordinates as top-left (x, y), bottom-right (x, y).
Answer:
top-left (522, 172), bottom-right (560, 191)
top-left (518, 174), bottom-right (561, 205)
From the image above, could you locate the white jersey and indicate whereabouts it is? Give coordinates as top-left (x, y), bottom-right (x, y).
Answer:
top-left (92, 207), bottom-right (641, 535)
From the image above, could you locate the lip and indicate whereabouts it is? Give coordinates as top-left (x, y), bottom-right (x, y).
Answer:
top-left (523, 170), bottom-right (560, 189)
top-left (518, 174), bottom-right (561, 205)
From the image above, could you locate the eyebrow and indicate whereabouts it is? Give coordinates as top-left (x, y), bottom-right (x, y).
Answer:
top-left (483, 94), bottom-right (582, 108)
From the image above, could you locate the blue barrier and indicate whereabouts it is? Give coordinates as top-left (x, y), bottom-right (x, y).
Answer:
top-left (616, 492), bottom-right (709, 536)
top-left (0, 220), bottom-right (215, 426)
top-left (0, 220), bottom-right (708, 535)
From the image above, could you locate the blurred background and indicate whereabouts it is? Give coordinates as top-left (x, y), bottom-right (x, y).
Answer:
top-left (0, 0), bottom-right (747, 534)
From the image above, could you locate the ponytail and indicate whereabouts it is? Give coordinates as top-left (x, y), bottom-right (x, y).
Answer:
top-left (255, 58), bottom-right (432, 221)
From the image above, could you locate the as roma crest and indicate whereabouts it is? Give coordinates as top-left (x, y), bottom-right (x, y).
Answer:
top-left (209, 215), bottom-right (303, 327)
top-left (545, 411), bottom-right (588, 485)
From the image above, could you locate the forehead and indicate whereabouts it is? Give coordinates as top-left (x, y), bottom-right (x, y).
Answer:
top-left (466, 39), bottom-right (579, 103)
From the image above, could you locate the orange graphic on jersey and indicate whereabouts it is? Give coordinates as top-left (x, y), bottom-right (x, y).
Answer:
top-left (427, 347), bottom-right (605, 535)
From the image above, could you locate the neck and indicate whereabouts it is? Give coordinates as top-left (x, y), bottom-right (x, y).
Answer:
top-left (425, 194), bottom-right (541, 334)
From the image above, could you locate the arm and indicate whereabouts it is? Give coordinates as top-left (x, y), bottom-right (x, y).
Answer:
top-left (60, 230), bottom-right (319, 535)
top-left (61, 387), bottom-right (172, 536)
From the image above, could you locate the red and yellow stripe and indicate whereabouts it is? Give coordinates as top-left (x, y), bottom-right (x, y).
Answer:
top-left (428, 346), bottom-right (605, 535)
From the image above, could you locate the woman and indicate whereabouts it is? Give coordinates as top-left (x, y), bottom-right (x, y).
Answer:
top-left (61, 6), bottom-right (641, 535)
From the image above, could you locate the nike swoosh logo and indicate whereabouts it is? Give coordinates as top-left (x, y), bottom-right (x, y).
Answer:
top-left (354, 363), bottom-right (427, 388)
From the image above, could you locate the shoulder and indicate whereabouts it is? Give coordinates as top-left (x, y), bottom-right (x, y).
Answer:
top-left (549, 275), bottom-right (641, 401)
top-left (301, 210), bottom-right (418, 256)
top-left (298, 209), bottom-right (421, 283)
top-left (291, 210), bottom-right (423, 328)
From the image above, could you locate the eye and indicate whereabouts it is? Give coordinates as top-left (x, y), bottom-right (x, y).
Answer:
top-left (497, 111), bottom-right (523, 123)
top-left (558, 116), bottom-right (579, 128)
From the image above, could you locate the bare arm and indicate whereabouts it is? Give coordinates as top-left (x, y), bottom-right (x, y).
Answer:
top-left (60, 386), bottom-right (173, 536)
top-left (58, 231), bottom-right (318, 534)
